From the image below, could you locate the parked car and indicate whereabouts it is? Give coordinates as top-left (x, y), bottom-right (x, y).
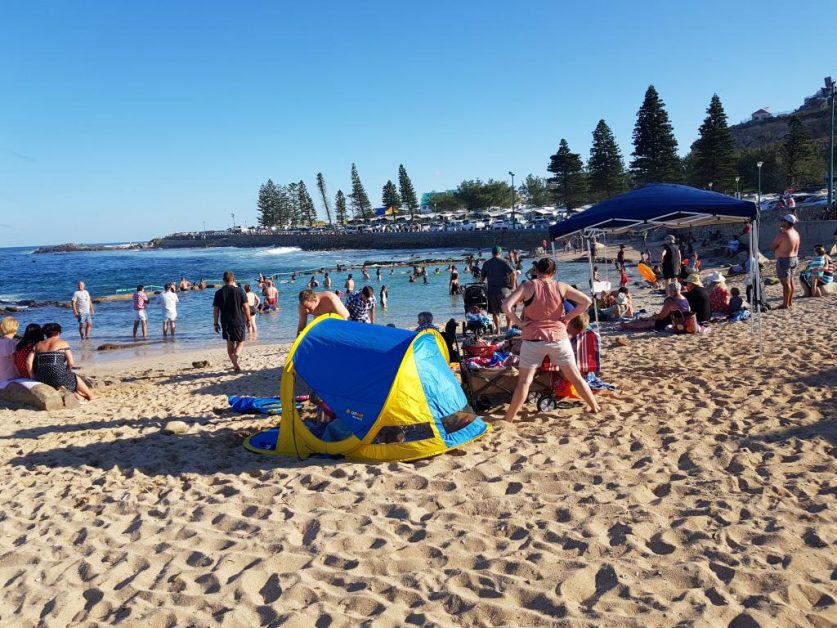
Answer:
top-left (462, 219), bottom-right (485, 231)
top-left (492, 220), bottom-right (508, 230)
top-left (446, 220), bottom-right (464, 231)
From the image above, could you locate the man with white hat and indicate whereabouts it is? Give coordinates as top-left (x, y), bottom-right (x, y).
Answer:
top-left (771, 213), bottom-right (800, 309)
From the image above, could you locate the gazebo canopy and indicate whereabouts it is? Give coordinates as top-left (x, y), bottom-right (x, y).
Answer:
top-left (549, 184), bottom-right (758, 240)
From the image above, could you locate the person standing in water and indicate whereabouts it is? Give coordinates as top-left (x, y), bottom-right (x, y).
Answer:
top-left (132, 285), bottom-right (149, 340)
top-left (380, 285), bottom-right (388, 310)
top-left (71, 281), bottom-right (94, 339)
top-left (159, 283), bottom-right (179, 337)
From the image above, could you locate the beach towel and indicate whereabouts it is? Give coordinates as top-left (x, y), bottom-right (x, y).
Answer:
top-left (228, 395), bottom-right (309, 415)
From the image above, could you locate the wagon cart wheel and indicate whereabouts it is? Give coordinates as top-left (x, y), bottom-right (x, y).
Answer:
top-left (527, 392), bottom-right (540, 404)
top-left (475, 396), bottom-right (492, 411)
top-left (537, 395), bottom-right (558, 413)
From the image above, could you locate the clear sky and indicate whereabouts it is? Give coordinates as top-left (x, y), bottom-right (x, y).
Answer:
top-left (2, 0), bottom-right (835, 246)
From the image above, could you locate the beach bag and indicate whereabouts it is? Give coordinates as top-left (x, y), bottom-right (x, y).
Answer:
top-left (670, 310), bottom-right (697, 334)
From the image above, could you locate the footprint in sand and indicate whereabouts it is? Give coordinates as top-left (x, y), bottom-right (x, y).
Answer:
top-left (647, 532), bottom-right (676, 555)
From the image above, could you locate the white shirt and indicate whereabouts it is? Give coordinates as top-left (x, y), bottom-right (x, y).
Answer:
top-left (72, 290), bottom-right (92, 314)
top-left (160, 291), bottom-right (179, 317)
top-left (0, 337), bottom-right (17, 381)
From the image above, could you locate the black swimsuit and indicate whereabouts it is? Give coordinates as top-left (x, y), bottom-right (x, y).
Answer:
top-left (34, 349), bottom-right (77, 391)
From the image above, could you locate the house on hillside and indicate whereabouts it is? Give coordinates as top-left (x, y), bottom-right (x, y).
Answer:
top-left (751, 108), bottom-right (771, 121)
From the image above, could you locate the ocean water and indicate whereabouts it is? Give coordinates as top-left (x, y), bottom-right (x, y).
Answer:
top-left (0, 244), bottom-right (591, 362)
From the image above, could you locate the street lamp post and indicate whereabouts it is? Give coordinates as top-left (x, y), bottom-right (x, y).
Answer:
top-left (509, 171), bottom-right (516, 229)
top-left (708, 182), bottom-right (713, 192)
top-left (756, 161), bottom-right (763, 209)
top-left (825, 77), bottom-right (835, 210)
top-left (231, 212), bottom-right (236, 230)
top-left (735, 176), bottom-right (741, 199)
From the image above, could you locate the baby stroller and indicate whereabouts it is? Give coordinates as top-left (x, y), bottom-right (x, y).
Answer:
top-left (462, 283), bottom-right (493, 337)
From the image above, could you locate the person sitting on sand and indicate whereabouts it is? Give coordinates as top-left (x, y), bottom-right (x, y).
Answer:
top-left (727, 287), bottom-right (750, 321)
top-left (621, 282), bottom-right (689, 332)
top-left (26, 322), bottom-right (94, 401)
top-left (567, 312), bottom-right (600, 377)
top-left (683, 274), bottom-right (711, 324)
top-left (601, 287), bottom-right (633, 320)
top-left (415, 311), bottom-right (439, 332)
top-left (0, 317), bottom-right (20, 381)
top-left (14, 323), bottom-right (44, 379)
top-left (297, 289), bottom-right (350, 335)
top-left (799, 244), bottom-right (833, 297)
top-left (708, 276), bottom-right (730, 315)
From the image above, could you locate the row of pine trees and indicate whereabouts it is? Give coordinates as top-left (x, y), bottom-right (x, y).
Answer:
top-left (258, 85), bottom-right (826, 225)
top-left (257, 164), bottom-right (419, 227)
top-left (548, 85), bottom-right (825, 210)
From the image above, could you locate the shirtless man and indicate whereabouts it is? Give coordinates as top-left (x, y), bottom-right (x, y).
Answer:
top-left (297, 289), bottom-right (350, 334)
top-left (263, 280), bottom-right (279, 311)
top-left (771, 213), bottom-right (801, 309)
top-left (344, 274), bottom-right (355, 293)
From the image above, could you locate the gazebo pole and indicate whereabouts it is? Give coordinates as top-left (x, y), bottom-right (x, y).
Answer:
top-left (586, 232), bottom-right (601, 334)
top-left (753, 217), bottom-right (764, 354)
top-left (748, 221), bottom-right (756, 336)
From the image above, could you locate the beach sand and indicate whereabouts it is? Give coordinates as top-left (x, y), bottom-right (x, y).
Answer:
top-left (0, 285), bottom-right (834, 626)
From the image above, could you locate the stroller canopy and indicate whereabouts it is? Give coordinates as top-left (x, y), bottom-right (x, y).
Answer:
top-left (245, 315), bottom-right (490, 462)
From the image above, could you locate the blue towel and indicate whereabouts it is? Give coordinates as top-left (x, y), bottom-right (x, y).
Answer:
top-left (228, 395), bottom-right (283, 415)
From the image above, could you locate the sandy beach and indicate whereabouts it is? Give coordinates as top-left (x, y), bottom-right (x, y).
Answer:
top-left (0, 277), bottom-right (834, 626)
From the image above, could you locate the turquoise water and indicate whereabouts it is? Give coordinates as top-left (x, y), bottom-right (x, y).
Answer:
top-left (0, 244), bottom-right (591, 361)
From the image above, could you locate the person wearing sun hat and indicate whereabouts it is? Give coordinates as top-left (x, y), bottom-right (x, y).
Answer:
top-left (682, 273), bottom-right (711, 323)
top-left (706, 273), bottom-right (731, 314)
top-left (771, 213), bottom-right (801, 309)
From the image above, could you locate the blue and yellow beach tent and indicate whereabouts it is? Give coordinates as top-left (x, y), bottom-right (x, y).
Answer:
top-left (244, 315), bottom-right (490, 462)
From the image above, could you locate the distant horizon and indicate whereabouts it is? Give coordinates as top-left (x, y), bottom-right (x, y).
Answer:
top-left (2, 0), bottom-right (836, 248)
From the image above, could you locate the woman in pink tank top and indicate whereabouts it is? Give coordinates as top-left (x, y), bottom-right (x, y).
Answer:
top-left (501, 257), bottom-right (601, 419)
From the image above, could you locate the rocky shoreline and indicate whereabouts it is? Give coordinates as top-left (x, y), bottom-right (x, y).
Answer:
top-left (33, 242), bottom-right (150, 254)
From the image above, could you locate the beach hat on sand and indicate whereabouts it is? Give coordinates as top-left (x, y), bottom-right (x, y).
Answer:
top-left (684, 273), bottom-right (703, 287)
top-left (704, 272), bottom-right (726, 285)
top-left (664, 235), bottom-right (676, 243)
top-left (782, 213), bottom-right (798, 225)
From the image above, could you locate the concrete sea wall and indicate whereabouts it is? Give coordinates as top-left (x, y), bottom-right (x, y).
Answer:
top-left (151, 230), bottom-right (552, 252)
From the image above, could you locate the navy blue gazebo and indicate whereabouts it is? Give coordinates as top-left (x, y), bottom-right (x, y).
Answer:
top-left (549, 183), bottom-right (757, 240)
top-left (548, 183), bottom-right (763, 352)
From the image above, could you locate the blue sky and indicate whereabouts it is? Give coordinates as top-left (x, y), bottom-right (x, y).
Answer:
top-left (2, 0), bottom-right (835, 246)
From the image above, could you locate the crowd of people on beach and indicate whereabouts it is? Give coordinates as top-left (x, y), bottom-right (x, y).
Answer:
top-left (1, 213), bottom-right (832, 413)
